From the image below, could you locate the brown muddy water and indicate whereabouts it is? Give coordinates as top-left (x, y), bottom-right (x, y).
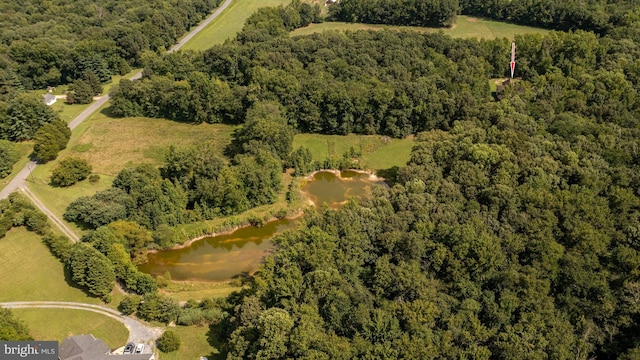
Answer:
top-left (139, 171), bottom-right (377, 281)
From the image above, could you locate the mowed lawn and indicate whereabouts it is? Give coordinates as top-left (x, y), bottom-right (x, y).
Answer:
top-left (293, 134), bottom-right (414, 171)
top-left (12, 309), bottom-right (129, 349)
top-left (0, 227), bottom-right (98, 303)
top-left (160, 325), bottom-right (221, 360)
top-left (292, 15), bottom-right (548, 39)
top-left (181, 0), bottom-right (292, 50)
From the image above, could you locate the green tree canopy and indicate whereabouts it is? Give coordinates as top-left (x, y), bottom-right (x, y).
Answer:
top-left (68, 243), bottom-right (116, 297)
top-left (50, 157), bottom-right (92, 186)
top-left (0, 139), bottom-right (19, 178)
top-left (0, 309), bottom-right (32, 341)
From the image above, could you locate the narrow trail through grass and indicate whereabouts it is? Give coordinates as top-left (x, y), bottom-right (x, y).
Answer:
top-left (291, 15), bottom-right (548, 39)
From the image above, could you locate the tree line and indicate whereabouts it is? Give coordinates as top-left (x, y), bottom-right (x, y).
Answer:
top-left (329, 0), bottom-right (459, 27)
top-left (110, 8), bottom-right (640, 141)
top-left (325, 0), bottom-right (640, 38)
top-left (64, 102), bottom-right (288, 233)
top-left (458, 0), bottom-right (629, 35)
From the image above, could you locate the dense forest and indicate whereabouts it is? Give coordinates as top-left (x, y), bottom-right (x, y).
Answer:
top-left (328, 0), bottom-right (640, 38)
top-left (103, 2), bottom-right (640, 359)
top-left (0, 0), bottom-right (221, 92)
top-left (2, 0), bottom-right (640, 357)
top-left (329, 0), bottom-right (459, 27)
top-left (220, 116), bottom-right (640, 358)
top-left (111, 4), bottom-right (640, 140)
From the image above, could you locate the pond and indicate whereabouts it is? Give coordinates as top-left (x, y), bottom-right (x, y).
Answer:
top-left (139, 171), bottom-right (378, 281)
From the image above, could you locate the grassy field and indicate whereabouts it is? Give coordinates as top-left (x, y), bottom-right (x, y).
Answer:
top-left (292, 15), bottom-right (548, 39)
top-left (24, 117), bottom-right (233, 238)
top-left (161, 325), bottom-right (221, 360)
top-left (161, 281), bottom-right (244, 302)
top-left (181, 0), bottom-right (291, 50)
top-left (0, 227), bottom-right (99, 303)
top-left (68, 117), bottom-right (233, 176)
top-left (293, 133), bottom-right (414, 171)
top-left (12, 308), bottom-right (129, 349)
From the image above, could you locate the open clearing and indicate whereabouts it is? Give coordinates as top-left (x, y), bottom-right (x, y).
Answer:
top-left (63, 117), bottom-right (233, 177)
top-left (0, 227), bottom-right (98, 303)
top-left (12, 308), bottom-right (128, 349)
top-left (24, 117), bottom-right (233, 236)
top-left (293, 133), bottom-right (414, 171)
top-left (181, 0), bottom-right (291, 50)
top-left (161, 280), bottom-right (244, 302)
top-left (291, 15), bottom-right (548, 39)
top-left (160, 325), bottom-right (220, 360)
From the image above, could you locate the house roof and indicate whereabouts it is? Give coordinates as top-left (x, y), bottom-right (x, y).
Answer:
top-left (43, 93), bottom-right (56, 105)
top-left (60, 334), bottom-right (110, 360)
top-left (60, 335), bottom-right (154, 360)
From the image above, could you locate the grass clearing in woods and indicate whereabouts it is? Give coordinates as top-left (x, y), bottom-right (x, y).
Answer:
top-left (293, 133), bottom-right (414, 171)
top-left (291, 15), bottom-right (548, 40)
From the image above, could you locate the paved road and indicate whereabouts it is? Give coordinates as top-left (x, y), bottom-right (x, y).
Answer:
top-left (1, 301), bottom-right (163, 346)
top-left (0, 0), bottom-right (234, 239)
top-left (0, 161), bottom-right (34, 200)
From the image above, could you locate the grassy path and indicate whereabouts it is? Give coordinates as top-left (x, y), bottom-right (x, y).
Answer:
top-left (292, 15), bottom-right (548, 39)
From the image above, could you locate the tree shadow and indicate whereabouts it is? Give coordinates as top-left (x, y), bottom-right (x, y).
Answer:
top-left (205, 322), bottom-right (228, 360)
top-left (62, 264), bottom-right (94, 297)
top-left (99, 105), bottom-right (116, 117)
top-left (375, 166), bottom-right (399, 186)
top-left (64, 218), bottom-right (95, 232)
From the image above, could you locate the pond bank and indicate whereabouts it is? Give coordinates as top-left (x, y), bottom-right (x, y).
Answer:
top-left (139, 170), bottom-right (385, 281)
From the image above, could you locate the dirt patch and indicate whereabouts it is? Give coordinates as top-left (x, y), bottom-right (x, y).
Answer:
top-left (466, 17), bottom-right (479, 22)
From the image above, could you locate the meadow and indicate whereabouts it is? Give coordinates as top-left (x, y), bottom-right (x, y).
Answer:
top-left (291, 15), bottom-right (549, 39)
top-left (293, 133), bottom-right (414, 171)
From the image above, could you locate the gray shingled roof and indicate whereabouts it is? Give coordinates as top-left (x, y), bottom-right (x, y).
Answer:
top-left (43, 93), bottom-right (56, 103)
top-left (60, 334), bottom-right (110, 360)
top-left (59, 335), bottom-right (154, 360)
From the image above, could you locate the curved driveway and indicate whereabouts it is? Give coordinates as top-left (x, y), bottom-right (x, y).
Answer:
top-left (1, 301), bottom-right (163, 345)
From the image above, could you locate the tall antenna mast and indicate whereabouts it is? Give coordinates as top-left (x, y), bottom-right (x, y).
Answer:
top-left (510, 42), bottom-right (516, 78)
